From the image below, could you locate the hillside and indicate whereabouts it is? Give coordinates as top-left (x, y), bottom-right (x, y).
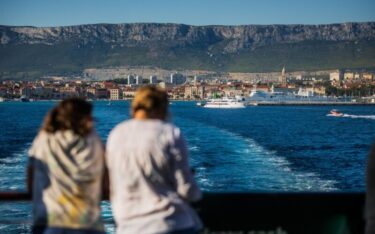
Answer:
top-left (0, 22), bottom-right (375, 79)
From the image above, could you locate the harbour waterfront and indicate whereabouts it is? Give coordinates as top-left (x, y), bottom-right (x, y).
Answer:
top-left (0, 101), bottom-right (374, 232)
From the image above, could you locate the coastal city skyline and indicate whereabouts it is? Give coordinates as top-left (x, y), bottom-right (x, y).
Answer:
top-left (1, 67), bottom-right (374, 103)
top-left (0, 0), bottom-right (375, 27)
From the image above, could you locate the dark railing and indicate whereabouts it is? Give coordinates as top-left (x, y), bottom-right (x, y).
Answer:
top-left (0, 191), bottom-right (365, 234)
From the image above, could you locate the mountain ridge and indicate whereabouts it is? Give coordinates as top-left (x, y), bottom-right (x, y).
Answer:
top-left (2, 22), bottom-right (375, 50)
top-left (0, 22), bottom-right (375, 79)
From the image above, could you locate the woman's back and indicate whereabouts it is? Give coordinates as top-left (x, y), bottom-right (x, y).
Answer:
top-left (29, 130), bottom-right (105, 231)
top-left (106, 119), bottom-right (201, 234)
top-left (28, 98), bottom-right (105, 233)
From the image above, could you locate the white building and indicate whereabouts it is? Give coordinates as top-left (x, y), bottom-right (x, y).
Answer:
top-left (363, 73), bottom-right (374, 81)
top-left (109, 88), bottom-right (121, 100)
top-left (354, 73), bottom-right (361, 80)
top-left (344, 72), bottom-right (354, 80)
top-left (184, 85), bottom-right (205, 99)
top-left (296, 87), bottom-right (315, 97)
top-left (123, 89), bottom-right (136, 98)
top-left (149, 75), bottom-right (158, 84)
top-left (330, 71), bottom-right (343, 82)
top-left (136, 75), bottom-right (143, 85)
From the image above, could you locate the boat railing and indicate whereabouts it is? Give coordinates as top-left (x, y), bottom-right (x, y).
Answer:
top-left (0, 191), bottom-right (365, 233)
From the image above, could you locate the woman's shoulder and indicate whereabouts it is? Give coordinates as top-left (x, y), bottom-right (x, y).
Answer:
top-left (28, 130), bottom-right (51, 158)
top-left (31, 130), bottom-right (49, 145)
top-left (109, 119), bottom-right (133, 134)
top-left (106, 120), bottom-right (136, 145)
top-left (159, 121), bottom-right (183, 141)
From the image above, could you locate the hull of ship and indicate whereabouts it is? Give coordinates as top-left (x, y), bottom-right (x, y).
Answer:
top-left (203, 103), bottom-right (245, 109)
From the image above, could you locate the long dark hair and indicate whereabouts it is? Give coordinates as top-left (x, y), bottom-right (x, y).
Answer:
top-left (42, 98), bottom-right (93, 136)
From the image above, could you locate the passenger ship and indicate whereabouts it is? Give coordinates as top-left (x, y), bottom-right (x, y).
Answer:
top-left (203, 97), bottom-right (246, 109)
top-left (247, 85), bottom-right (339, 103)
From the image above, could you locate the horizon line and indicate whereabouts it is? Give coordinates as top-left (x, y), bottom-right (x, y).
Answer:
top-left (1, 20), bottom-right (375, 28)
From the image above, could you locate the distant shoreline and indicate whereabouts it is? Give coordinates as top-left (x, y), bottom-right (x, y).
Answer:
top-left (2, 99), bottom-right (375, 106)
top-left (250, 102), bottom-right (375, 106)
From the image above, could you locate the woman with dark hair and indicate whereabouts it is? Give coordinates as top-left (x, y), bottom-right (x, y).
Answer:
top-left (28, 98), bottom-right (105, 234)
top-left (106, 86), bottom-right (202, 234)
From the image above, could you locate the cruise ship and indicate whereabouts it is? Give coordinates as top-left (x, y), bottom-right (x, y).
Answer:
top-left (246, 85), bottom-right (340, 104)
top-left (203, 97), bottom-right (246, 109)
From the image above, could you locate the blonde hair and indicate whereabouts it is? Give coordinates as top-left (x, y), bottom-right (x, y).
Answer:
top-left (131, 86), bottom-right (169, 120)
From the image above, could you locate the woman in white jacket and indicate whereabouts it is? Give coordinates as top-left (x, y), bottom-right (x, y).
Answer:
top-left (106, 86), bottom-right (202, 234)
top-left (28, 98), bottom-right (106, 234)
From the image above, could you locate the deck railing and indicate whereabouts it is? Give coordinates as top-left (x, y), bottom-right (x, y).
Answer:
top-left (0, 191), bottom-right (365, 234)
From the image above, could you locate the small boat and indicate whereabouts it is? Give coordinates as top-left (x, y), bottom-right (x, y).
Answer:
top-left (20, 95), bottom-right (30, 102)
top-left (329, 109), bottom-right (343, 117)
top-left (196, 101), bottom-right (205, 107)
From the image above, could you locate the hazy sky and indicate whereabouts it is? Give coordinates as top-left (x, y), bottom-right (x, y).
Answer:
top-left (0, 0), bottom-right (374, 27)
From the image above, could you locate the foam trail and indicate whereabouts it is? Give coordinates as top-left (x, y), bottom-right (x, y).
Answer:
top-left (176, 117), bottom-right (338, 192)
top-left (0, 145), bottom-right (30, 190)
top-left (342, 114), bottom-right (375, 120)
top-left (327, 113), bottom-right (375, 120)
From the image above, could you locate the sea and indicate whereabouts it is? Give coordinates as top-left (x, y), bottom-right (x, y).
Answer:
top-left (0, 101), bottom-right (374, 233)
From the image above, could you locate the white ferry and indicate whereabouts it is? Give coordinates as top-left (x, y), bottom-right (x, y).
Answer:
top-left (247, 85), bottom-right (339, 103)
top-left (203, 97), bottom-right (245, 109)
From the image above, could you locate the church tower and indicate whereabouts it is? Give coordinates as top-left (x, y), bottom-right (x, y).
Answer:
top-left (279, 66), bottom-right (287, 85)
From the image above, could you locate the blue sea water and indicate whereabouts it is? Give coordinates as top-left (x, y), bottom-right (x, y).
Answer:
top-left (0, 101), bottom-right (374, 233)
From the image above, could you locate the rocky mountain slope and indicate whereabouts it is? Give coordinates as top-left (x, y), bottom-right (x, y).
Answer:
top-left (0, 22), bottom-right (374, 78)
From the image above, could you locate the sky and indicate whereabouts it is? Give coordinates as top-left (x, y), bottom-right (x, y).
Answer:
top-left (0, 0), bottom-right (374, 27)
